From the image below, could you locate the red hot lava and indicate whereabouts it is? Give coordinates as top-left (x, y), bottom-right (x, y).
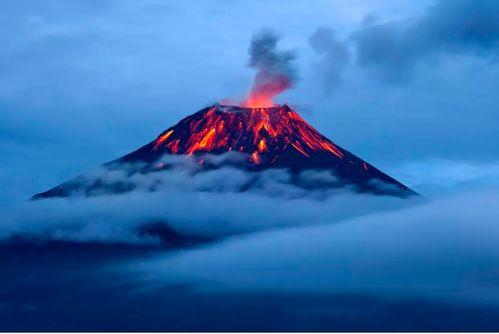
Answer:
top-left (151, 104), bottom-right (344, 166)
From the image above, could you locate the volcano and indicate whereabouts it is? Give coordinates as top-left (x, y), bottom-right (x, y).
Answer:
top-left (33, 104), bottom-right (416, 199)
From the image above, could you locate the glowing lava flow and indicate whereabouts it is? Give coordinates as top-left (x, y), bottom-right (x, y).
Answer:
top-left (150, 104), bottom-right (344, 165)
top-left (153, 129), bottom-right (174, 150)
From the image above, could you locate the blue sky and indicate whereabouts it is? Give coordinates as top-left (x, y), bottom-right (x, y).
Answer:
top-left (1, 0), bottom-right (499, 203)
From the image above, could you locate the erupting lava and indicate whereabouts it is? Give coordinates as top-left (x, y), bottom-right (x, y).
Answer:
top-left (146, 104), bottom-right (344, 165)
top-left (242, 71), bottom-right (292, 108)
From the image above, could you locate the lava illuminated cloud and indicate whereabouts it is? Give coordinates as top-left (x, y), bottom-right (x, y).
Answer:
top-left (241, 31), bottom-right (296, 108)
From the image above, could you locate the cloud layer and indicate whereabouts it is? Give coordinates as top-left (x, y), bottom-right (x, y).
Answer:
top-left (131, 187), bottom-right (499, 305)
top-left (1, 160), bottom-right (411, 244)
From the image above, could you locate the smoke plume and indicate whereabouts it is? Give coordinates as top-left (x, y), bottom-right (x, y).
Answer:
top-left (244, 30), bottom-right (296, 107)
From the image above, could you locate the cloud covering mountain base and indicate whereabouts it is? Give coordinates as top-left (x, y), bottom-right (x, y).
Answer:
top-left (1, 161), bottom-right (412, 244)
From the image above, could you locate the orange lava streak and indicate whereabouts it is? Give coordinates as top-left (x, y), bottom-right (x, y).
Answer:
top-left (167, 139), bottom-right (180, 154)
top-left (291, 142), bottom-right (310, 158)
top-left (250, 151), bottom-right (261, 164)
top-left (258, 139), bottom-right (267, 152)
top-left (252, 109), bottom-right (278, 139)
top-left (320, 141), bottom-right (344, 159)
top-left (187, 127), bottom-right (216, 155)
top-left (153, 130), bottom-right (174, 150)
top-left (297, 126), bottom-right (344, 159)
top-left (287, 111), bottom-right (303, 121)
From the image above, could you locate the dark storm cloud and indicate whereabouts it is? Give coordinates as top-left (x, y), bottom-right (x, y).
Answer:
top-left (309, 27), bottom-right (350, 90)
top-left (353, 0), bottom-right (499, 82)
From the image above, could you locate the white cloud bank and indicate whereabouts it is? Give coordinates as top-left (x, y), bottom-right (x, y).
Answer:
top-left (393, 159), bottom-right (499, 195)
top-left (130, 187), bottom-right (499, 305)
top-left (0, 161), bottom-right (413, 244)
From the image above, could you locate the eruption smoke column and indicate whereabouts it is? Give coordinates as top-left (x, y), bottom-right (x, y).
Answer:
top-left (243, 31), bottom-right (296, 108)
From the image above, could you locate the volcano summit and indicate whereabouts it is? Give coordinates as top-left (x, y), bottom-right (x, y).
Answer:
top-left (33, 104), bottom-right (415, 199)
